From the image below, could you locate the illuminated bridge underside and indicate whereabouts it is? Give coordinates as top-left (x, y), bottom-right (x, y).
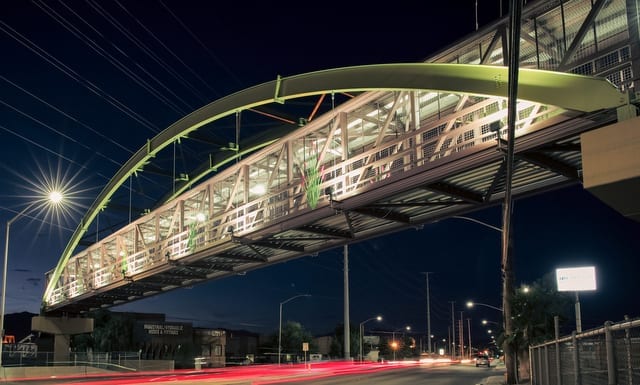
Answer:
top-left (44, 71), bottom-right (624, 314)
top-left (43, 0), bottom-right (637, 314)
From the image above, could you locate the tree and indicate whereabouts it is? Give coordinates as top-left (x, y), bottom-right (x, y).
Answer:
top-left (262, 321), bottom-right (316, 362)
top-left (71, 309), bottom-right (136, 352)
top-left (328, 323), bottom-right (359, 359)
top-left (497, 272), bottom-right (573, 380)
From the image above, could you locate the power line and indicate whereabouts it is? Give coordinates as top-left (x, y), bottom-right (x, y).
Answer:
top-left (113, 0), bottom-right (214, 104)
top-left (158, 0), bottom-right (244, 94)
top-left (0, 19), bottom-right (161, 133)
top-left (0, 74), bottom-right (135, 155)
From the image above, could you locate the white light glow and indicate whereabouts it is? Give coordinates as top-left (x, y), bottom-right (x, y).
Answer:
top-left (250, 184), bottom-right (266, 195)
top-left (556, 266), bottom-right (597, 291)
top-left (48, 190), bottom-right (63, 204)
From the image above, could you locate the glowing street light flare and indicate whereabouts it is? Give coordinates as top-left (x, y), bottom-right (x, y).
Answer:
top-left (2, 188), bottom-right (68, 367)
top-left (48, 190), bottom-right (63, 204)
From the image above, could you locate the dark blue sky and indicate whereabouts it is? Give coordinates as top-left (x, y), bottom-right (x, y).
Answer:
top-left (1, 0), bottom-right (638, 346)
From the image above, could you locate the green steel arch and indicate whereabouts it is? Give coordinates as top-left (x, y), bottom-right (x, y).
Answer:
top-left (43, 63), bottom-right (626, 304)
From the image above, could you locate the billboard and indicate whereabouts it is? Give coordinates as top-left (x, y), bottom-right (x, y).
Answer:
top-left (555, 266), bottom-right (597, 291)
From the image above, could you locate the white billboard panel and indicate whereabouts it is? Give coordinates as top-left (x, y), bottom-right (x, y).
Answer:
top-left (556, 266), bottom-right (597, 291)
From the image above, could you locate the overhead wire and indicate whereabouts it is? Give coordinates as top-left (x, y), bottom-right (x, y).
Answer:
top-left (78, 0), bottom-right (198, 113)
top-left (112, 0), bottom-right (213, 104)
top-left (158, 0), bottom-right (244, 94)
top-left (0, 19), bottom-right (160, 134)
top-left (0, 98), bottom-right (121, 168)
top-left (81, 0), bottom-right (220, 168)
top-left (0, 2), bottom-right (218, 219)
top-left (0, 74), bottom-right (134, 155)
top-left (33, 0), bottom-right (191, 116)
top-left (0, 75), bottom-right (172, 199)
top-left (0, 123), bottom-right (112, 182)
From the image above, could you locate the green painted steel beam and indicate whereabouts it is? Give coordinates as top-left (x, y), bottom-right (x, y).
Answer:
top-left (42, 63), bottom-right (627, 306)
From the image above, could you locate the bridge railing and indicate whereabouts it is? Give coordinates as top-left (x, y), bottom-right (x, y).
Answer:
top-left (46, 88), bottom-right (564, 308)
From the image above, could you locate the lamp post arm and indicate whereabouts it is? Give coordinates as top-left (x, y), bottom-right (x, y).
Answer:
top-left (278, 294), bottom-right (310, 365)
top-left (2, 202), bottom-right (37, 366)
top-left (451, 216), bottom-right (502, 233)
top-left (281, 294), bottom-right (311, 306)
top-left (476, 302), bottom-right (504, 312)
top-left (360, 317), bottom-right (378, 326)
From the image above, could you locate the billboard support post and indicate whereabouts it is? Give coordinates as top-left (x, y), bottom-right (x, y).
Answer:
top-left (556, 266), bottom-right (596, 334)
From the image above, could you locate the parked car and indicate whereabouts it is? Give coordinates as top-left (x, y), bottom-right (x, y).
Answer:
top-left (475, 354), bottom-right (490, 367)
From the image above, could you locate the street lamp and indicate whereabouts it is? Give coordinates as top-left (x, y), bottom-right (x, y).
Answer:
top-left (391, 326), bottom-right (410, 361)
top-left (278, 294), bottom-right (310, 366)
top-left (1, 190), bottom-right (64, 367)
top-left (359, 315), bottom-right (382, 362)
top-left (482, 319), bottom-right (500, 326)
top-left (466, 301), bottom-right (503, 312)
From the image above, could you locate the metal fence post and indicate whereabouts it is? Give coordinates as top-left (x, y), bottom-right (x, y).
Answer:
top-left (624, 315), bottom-right (633, 385)
top-left (545, 344), bottom-right (551, 385)
top-left (556, 316), bottom-right (562, 385)
top-left (605, 321), bottom-right (616, 385)
top-left (530, 346), bottom-right (535, 385)
top-left (572, 331), bottom-right (581, 385)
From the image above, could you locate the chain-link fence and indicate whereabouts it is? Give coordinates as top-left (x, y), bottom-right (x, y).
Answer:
top-left (530, 317), bottom-right (640, 385)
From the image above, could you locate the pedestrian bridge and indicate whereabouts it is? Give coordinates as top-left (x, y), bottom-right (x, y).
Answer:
top-left (42, 0), bottom-right (639, 315)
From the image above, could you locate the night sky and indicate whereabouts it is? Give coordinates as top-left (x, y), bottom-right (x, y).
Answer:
top-left (1, 0), bottom-right (639, 347)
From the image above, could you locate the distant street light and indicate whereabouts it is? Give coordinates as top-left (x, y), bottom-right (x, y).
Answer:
top-left (1, 190), bottom-right (65, 367)
top-left (466, 301), bottom-right (503, 312)
top-left (278, 294), bottom-right (311, 366)
top-left (482, 319), bottom-right (500, 326)
top-left (391, 326), bottom-right (411, 361)
top-left (359, 315), bottom-right (381, 362)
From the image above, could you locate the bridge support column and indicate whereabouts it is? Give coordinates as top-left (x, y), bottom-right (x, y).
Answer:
top-left (31, 316), bottom-right (94, 363)
top-left (581, 113), bottom-right (640, 222)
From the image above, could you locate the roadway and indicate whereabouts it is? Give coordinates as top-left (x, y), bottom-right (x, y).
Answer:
top-left (0, 361), bottom-right (507, 385)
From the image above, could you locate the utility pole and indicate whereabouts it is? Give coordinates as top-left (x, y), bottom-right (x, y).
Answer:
top-left (343, 244), bottom-right (350, 359)
top-left (502, 0), bottom-right (523, 383)
top-left (467, 318), bottom-right (472, 359)
top-left (421, 272), bottom-right (432, 353)
top-left (459, 311), bottom-right (464, 359)
top-left (449, 301), bottom-right (456, 358)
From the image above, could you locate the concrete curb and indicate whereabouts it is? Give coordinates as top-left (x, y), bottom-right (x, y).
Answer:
top-left (478, 375), bottom-right (506, 385)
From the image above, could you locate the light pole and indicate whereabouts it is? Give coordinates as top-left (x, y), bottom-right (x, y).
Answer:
top-left (278, 294), bottom-right (310, 366)
top-left (1, 191), bottom-right (64, 367)
top-left (466, 301), bottom-right (503, 312)
top-left (391, 326), bottom-right (410, 361)
top-left (359, 315), bottom-right (382, 362)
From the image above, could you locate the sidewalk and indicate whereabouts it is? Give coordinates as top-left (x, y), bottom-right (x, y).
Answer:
top-left (479, 375), bottom-right (531, 385)
top-left (480, 376), bottom-right (506, 385)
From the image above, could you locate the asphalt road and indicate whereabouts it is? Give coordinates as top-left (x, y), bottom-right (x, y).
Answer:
top-left (1, 361), bottom-right (504, 385)
top-left (248, 365), bottom-right (502, 385)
